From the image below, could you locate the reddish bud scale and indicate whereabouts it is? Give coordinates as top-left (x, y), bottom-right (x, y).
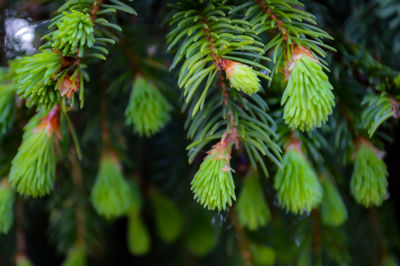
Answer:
top-left (35, 105), bottom-right (61, 138)
top-left (59, 74), bottom-right (80, 99)
top-left (207, 132), bottom-right (232, 163)
top-left (283, 45), bottom-right (319, 80)
top-left (220, 59), bottom-right (235, 78)
top-left (359, 137), bottom-right (384, 160)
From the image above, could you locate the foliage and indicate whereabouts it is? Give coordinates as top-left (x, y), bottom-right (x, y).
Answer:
top-left (274, 143), bottom-right (322, 214)
top-left (0, 180), bottom-right (14, 234)
top-left (125, 75), bottom-right (172, 137)
top-left (90, 153), bottom-right (133, 219)
top-left (236, 171), bottom-right (270, 231)
top-left (320, 177), bottom-right (348, 227)
top-left (350, 140), bottom-right (388, 207)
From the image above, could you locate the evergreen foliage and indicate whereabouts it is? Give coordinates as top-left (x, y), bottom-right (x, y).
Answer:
top-left (125, 76), bottom-right (172, 137)
top-left (127, 211), bottom-right (151, 256)
top-left (149, 190), bottom-right (183, 243)
top-left (350, 139), bottom-right (388, 207)
top-left (236, 171), bottom-right (270, 231)
top-left (0, 180), bottom-right (14, 234)
top-left (61, 243), bottom-right (86, 266)
top-left (191, 138), bottom-right (236, 211)
top-left (184, 209), bottom-right (217, 257)
top-left (281, 47), bottom-right (335, 131)
top-left (0, 80), bottom-right (16, 138)
top-left (90, 153), bottom-right (133, 219)
top-left (320, 177), bottom-right (348, 227)
top-left (274, 140), bottom-right (322, 214)
top-left (9, 107), bottom-right (60, 197)
top-left (0, 0), bottom-right (399, 265)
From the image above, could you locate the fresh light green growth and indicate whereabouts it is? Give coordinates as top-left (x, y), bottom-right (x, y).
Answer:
top-left (0, 83), bottom-right (16, 137)
top-left (320, 178), bottom-right (348, 226)
top-left (127, 212), bottom-right (151, 256)
top-left (191, 140), bottom-right (236, 211)
top-left (0, 180), bottom-right (14, 234)
top-left (236, 173), bottom-right (270, 231)
top-left (184, 209), bottom-right (217, 257)
top-left (350, 141), bottom-right (388, 207)
top-left (15, 51), bottom-right (62, 109)
top-left (16, 255), bottom-right (33, 266)
top-left (282, 49), bottom-right (335, 131)
top-left (49, 11), bottom-right (95, 56)
top-left (9, 111), bottom-right (58, 197)
top-left (61, 244), bottom-right (86, 266)
top-left (250, 243), bottom-right (275, 266)
top-left (274, 146), bottom-right (322, 214)
top-left (150, 190), bottom-right (183, 243)
top-left (91, 154), bottom-right (133, 219)
top-left (222, 60), bottom-right (260, 95)
top-left (125, 76), bottom-right (172, 137)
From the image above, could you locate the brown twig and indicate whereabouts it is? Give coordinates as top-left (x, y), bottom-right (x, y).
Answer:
top-left (90, 0), bottom-right (103, 23)
top-left (230, 209), bottom-right (253, 266)
top-left (15, 198), bottom-right (27, 260)
top-left (255, 0), bottom-right (289, 41)
top-left (369, 207), bottom-right (387, 266)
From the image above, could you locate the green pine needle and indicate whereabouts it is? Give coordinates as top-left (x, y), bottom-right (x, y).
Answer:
top-left (90, 154), bottom-right (133, 219)
top-left (125, 76), bottom-right (172, 137)
top-left (236, 173), bottom-right (270, 231)
top-left (350, 142), bottom-right (388, 207)
top-left (282, 56), bottom-right (335, 131)
top-left (150, 191), bottom-right (183, 243)
top-left (0, 180), bottom-right (14, 234)
top-left (9, 124), bottom-right (57, 197)
top-left (320, 178), bottom-right (348, 227)
top-left (50, 11), bottom-right (95, 56)
top-left (127, 211), bottom-right (151, 256)
top-left (191, 145), bottom-right (236, 211)
top-left (61, 244), bottom-right (86, 266)
top-left (274, 147), bottom-right (322, 214)
top-left (15, 51), bottom-right (62, 109)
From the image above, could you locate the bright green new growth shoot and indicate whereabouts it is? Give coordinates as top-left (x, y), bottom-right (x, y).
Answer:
top-left (350, 139), bottom-right (388, 207)
top-left (250, 243), bottom-right (275, 266)
top-left (61, 243), bottom-right (86, 266)
top-left (222, 60), bottom-right (261, 95)
top-left (91, 153), bottom-right (133, 219)
top-left (320, 178), bottom-right (348, 226)
top-left (16, 255), bottom-right (33, 266)
top-left (9, 107), bottom-right (60, 197)
top-left (0, 180), bottom-right (14, 234)
top-left (150, 190), bottom-right (183, 243)
top-left (14, 51), bottom-right (62, 109)
top-left (49, 10), bottom-right (95, 56)
top-left (125, 75), bottom-right (172, 137)
top-left (236, 172), bottom-right (270, 231)
top-left (191, 137), bottom-right (236, 211)
top-left (282, 46), bottom-right (335, 131)
top-left (185, 209), bottom-right (217, 257)
top-left (274, 139), bottom-right (322, 214)
top-left (127, 212), bottom-right (151, 256)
